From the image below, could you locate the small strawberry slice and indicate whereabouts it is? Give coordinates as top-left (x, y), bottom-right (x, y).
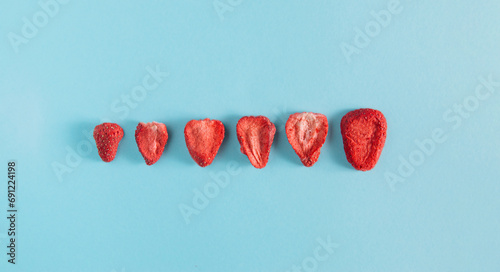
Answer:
top-left (135, 121), bottom-right (168, 165)
top-left (285, 112), bottom-right (328, 167)
top-left (236, 116), bottom-right (276, 169)
top-left (184, 118), bottom-right (225, 167)
top-left (93, 123), bottom-right (124, 162)
top-left (341, 108), bottom-right (387, 171)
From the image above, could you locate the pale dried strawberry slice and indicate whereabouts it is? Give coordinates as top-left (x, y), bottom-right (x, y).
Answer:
top-left (237, 116), bottom-right (276, 168)
top-left (184, 118), bottom-right (225, 167)
top-left (285, 112), bottom-right (328, 167)
top-left (135, 121), bottom-right (168, 165)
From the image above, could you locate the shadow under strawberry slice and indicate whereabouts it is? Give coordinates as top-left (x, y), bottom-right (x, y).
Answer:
top-left (341, 108), bottom-right (387, 171)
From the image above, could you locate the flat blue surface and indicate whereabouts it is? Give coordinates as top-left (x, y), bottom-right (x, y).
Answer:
top-left (1, 1), bottom-right (500, 271)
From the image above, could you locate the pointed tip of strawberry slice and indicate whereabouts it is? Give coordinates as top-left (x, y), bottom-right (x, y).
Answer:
top-left (184, 118), bottom-right (225, 167)
top-left (135, 121), bottom-right (168, 165)
top-left (93, 123), bottom-right (124, 162)
top-left (285, 112), bottom-right (329, 167)
top-left (341, 108), bottom-right (387, 171)
top-left (237, 116), bottom-right (276, 169)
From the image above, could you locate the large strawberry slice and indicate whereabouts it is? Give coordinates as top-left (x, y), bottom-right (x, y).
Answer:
top-left (236, 116), bottom-right (276, 169)
top-left (135, 121), bottom-right (169, 165)
top-left (341, 108), bottom-right (387, 171)
top-left (184, 118), bottom-right (225, 167)
top-left (93, 123), bottom-right (124, 162)
top-left (285, 112), bottom-right (328, 167)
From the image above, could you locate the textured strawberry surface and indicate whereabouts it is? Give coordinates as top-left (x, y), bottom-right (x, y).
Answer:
top-left (93, 123), bottom-right (124, 162)
top-left (184, 118), bottom-right (225, 167)
top-left (135, 122), bottom-right (168, 165)
top-left (341, 108), bottom-right (387, 171)
top-left (285, 112), bottom-right (328, 167)
top-left (236, 116), bottom-right (276, 169)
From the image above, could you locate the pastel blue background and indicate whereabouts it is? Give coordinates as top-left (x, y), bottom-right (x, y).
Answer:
top-left (1, 0), bottom-right (500, 271)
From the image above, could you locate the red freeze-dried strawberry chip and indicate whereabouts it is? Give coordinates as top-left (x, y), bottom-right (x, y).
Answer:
top-left (341, 108), bottom-right (387, 171)
top-left (184, 118), bottom-right (225, 167)
top-left (135, 121), bottom-right (169, 165)
top-left (93, 123), bottom-right (124, 162)
top-left (285, 112), bottom-right (329, 167)
top-left (236, 116), bottom-right (276, 168)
